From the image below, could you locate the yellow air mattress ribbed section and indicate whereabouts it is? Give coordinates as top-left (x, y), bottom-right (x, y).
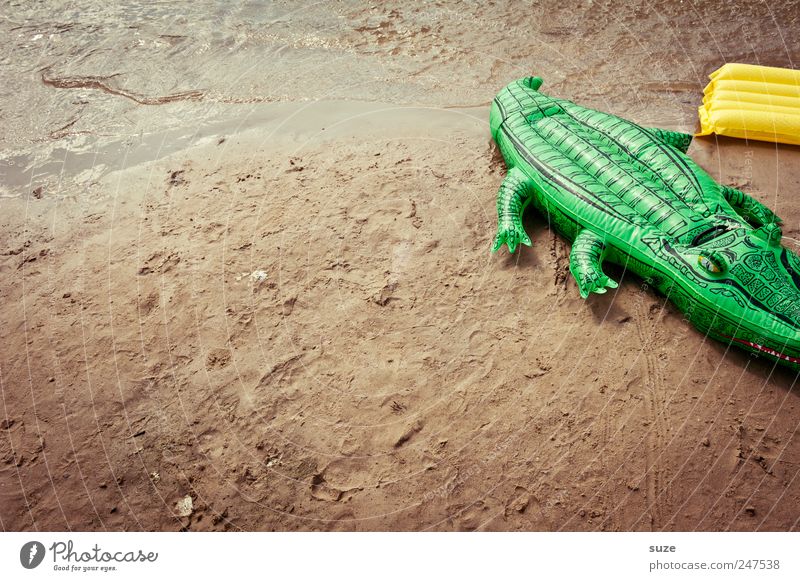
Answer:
top-left (697, 63), bottom-right (800, 145)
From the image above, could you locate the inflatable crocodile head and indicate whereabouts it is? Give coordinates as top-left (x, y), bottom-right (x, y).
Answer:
top-left (490, 76), bottom-right (800, 370)
top-left (671, 221), bottom-right (800, 366)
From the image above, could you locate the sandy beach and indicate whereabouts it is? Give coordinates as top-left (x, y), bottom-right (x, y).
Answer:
top-left (2, 1), bottom-right (800, 531)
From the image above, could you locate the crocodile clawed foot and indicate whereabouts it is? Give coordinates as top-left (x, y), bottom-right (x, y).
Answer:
top-left (492, 226), bottom-right (532, 254)
top-left (577, 274), bottom-right (618, 299)
top-left (569, 229), bottom-right (618, 299)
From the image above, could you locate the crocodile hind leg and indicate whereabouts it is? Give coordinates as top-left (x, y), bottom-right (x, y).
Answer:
top-left (492, 167), bottom-right (534, 253)
top-left (721, 185), bottom-right (782, 226)
top-left (569, 229), bottom-right (619, 299)
top-left (646, 127), bottom-right (693, 153)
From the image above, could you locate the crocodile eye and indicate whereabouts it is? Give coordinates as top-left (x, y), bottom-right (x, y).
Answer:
top-left (698, 255), bottom-right (722, 273)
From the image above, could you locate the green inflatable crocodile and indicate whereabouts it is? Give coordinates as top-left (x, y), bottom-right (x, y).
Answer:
top-left (491, 76), bottom-right (800, 369)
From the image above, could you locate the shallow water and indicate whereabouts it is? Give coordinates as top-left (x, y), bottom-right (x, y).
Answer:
top-left (1, 0), bottom-right (798, 197)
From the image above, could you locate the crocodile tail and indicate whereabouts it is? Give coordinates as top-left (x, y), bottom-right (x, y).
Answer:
top-left (521, 76), bottom-right (543, 91)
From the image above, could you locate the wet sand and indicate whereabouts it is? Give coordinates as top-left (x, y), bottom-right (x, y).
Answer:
top-left (2, 1), bottom-right (800, 531)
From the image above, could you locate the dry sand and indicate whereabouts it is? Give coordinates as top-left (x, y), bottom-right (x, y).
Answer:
top-left (2, 1), bottom-right (800, 531)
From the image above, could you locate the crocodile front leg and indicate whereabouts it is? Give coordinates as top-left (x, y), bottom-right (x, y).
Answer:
top-left (721, 185), bottom-right (782, 226)
top-left (569, 229), bottom-right (619, 299)
top-left (492, 167), bottom-right (534, 253)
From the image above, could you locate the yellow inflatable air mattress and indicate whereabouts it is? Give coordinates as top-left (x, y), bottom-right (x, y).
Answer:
top-left (697, 63), bottom-right (800, 145)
